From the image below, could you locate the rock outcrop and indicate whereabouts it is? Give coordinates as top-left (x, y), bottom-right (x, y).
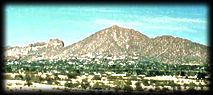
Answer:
top-left (5, 39), bottom-right (64, 60)
top-left (47, 39), bottom-right (64, 48)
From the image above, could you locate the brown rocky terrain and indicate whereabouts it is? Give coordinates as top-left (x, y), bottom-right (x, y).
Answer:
top-left (5, 39), bottom-right (64, 61)
top-left (62, 25), bottom-right (150, 58)
top-left (47, 39), bottom-right (64, 48)
top-left (60, 25), bottom-right (208, 64)
top-left (5, 25), bottom-right (209, 64)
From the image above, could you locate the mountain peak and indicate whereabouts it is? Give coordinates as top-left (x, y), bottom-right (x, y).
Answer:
top-left (108, 25), bottom-right (134, 31)
top-left (110, 25), bottom-right (120, 28)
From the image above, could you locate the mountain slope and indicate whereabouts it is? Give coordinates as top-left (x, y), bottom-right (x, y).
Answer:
top-left (147, 35), bottom-right (208, 64)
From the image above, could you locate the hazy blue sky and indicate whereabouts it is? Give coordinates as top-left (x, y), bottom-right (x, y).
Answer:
top-left (5, 4), bottom-right (208, 47)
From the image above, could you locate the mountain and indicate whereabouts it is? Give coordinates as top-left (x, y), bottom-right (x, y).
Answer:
top-left (5, 25), bottom-right (209, 65)
top-left (61, 25), bottom-right (150, 58)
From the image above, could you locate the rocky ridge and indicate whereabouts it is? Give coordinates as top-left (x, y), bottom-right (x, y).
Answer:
top-left (5, 39), bottom-right (64, 61)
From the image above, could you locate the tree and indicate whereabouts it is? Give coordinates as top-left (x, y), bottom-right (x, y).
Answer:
top-left (180, 72), bottom-right (185, 76)
top-left (81, 78), bottom-right (89, 89)
top-left (67, 73), bottom-right (78, 78)
top-left (25, 75), bottom-right (32, 87)
top-left (47, 78), bottom-right (53, 85)
top-left (16, 75), bottom-right (23, 80)
top-left (136, 70), bottom-right (142, 75)
top-left (135, 82), bottom-right (143, 91)
top-left (65, 82), bottom-right (78, 88)
top-left (142, 80), bottom-right (149, 86)
top-left (197, 72), bottom-right (206, 80)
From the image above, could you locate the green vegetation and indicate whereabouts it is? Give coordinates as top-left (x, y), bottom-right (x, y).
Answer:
top-left (3, 59), bottom-right (210, 92)
top-left (4, 59), bottom-right (209, 77)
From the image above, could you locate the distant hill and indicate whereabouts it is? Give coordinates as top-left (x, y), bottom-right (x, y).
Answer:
top-left (5, 25), bottom-right (209, 65)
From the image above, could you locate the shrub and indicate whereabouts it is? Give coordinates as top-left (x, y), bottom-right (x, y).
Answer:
top-left (135, 82), bottom-right (143, 91)
top-left (123, 85), bottom-right (133, 92)
top-left (92, 75), bottom-right (101, 80)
